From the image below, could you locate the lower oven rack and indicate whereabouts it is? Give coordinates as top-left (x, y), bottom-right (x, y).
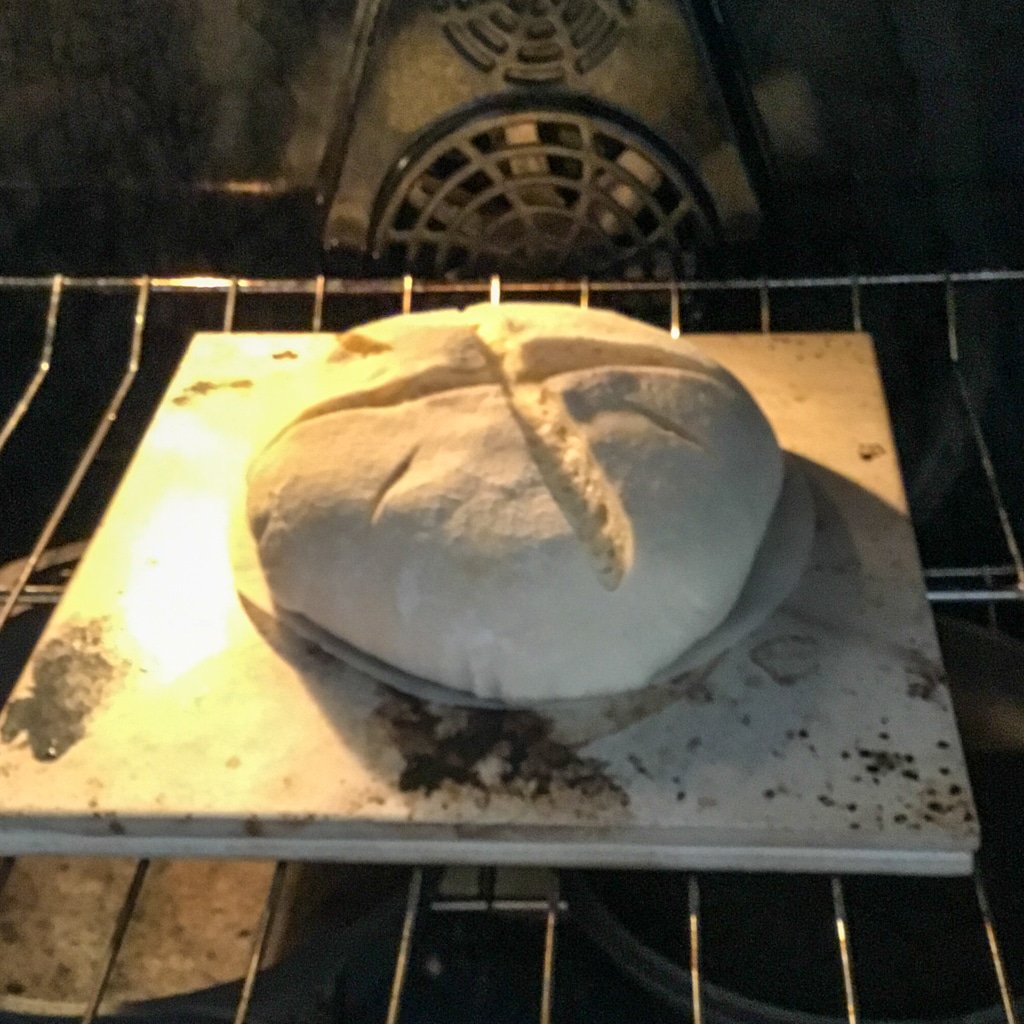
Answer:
top-left (0, 271), bottom-right (1021, 1024)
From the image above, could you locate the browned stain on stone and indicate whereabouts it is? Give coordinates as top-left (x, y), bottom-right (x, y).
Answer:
top-left (858, 442), bottom-right (886, 461)
top-left (0, 619), bottom-right (122, 761)
top-left (172, 378), bottom-right (253, 405)
top-left (372, 693), bottom-right (628, 809)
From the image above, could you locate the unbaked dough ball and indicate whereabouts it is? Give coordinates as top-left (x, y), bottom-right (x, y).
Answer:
top-left (245, 303), bottom-right (783, 701)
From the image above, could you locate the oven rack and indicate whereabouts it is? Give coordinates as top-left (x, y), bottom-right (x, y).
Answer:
top-left (0, 270), bottom-right (1022, 1024)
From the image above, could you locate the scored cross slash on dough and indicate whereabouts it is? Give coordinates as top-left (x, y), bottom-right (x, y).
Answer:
top-left (469, 319), bottom-right (636, 590)
top-left (266, 307), bottom-right (714, 590)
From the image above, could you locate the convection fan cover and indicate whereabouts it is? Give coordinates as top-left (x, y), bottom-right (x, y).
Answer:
top-left (322, 0), bottom-right (758, 276)
top-left (433, 0), bottom-right (637, 84)
top-left (372, 106), bottom-right (712, 279)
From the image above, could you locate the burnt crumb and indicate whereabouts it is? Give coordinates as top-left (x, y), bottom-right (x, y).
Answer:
top-left (840, 750), bottom-right (851, 760)
top-left (878, 731), bottom-right (890, 741)
top-left (671, 775), bottom-right (682, 785)
top-left (905, 654), bottom-right (946, 702)
top-left (927, 801), bottom-right (945, 814)
top-left (750, 635), bottom-right (821, 686)
top-left (798, 728), bottom-right (809, 739)
top-left (686, 736), bottom-right (702, 752)
top-left (949, 784), bottom-right (963, 796)
top-left (939, 766), bottom-right (951, 776)
top-left (858, 442), bottom-right (886, 461)
top-left (818, 795), bottom-right (835, 807)
top-left (107, 816), bottom-right (125, 836)
top-left (894, 813), bottom-right (908, 823)
top-left (244, 816), bottom-right (264, 837)
top-left (850, 821), bottom-right (861, 830)
top-left (847, 802), bottom-right (858, 812)
top-left (0, 619), bottom-right (121, 761)
top-left (676, 791), bottom-right (686, 801)
top-left (374, 694), bottom-right (628, 808)
top-left (764, 789), bottom-right (776, 800)
top-left (5, 982), bottom-right (25, 996)
top-left (171, 378), bottom-right (254, 406)
top-left (937, 740), bottom-right (950, 750)
top-left (627, 754), bottom-right (652, 779)
top-left (902, 769), bottom-right (920, 781)
top-left (272, 349), bottom-right (299, 360)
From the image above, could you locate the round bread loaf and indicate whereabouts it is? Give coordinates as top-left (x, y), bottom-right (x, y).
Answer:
top-left (245, 303), bottom-right (784, 702)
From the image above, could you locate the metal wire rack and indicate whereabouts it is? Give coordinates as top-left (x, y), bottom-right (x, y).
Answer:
top-left (0, 270), bottom-right (1022, 1023)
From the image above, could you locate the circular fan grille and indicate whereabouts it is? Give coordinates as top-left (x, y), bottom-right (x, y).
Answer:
top-left (432, 0), bottom-right (636, 83)
top-left (372, 108), bottom-right (712, 280)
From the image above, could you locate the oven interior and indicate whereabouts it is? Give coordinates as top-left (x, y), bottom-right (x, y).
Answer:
top-left (2, 1), bottom-right (1024, 1021)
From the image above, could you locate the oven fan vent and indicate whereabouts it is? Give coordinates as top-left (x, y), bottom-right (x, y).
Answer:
top-left (373, 108), bottom-right (710, 280)
top-left (432, 0), bottom-right (636, 83)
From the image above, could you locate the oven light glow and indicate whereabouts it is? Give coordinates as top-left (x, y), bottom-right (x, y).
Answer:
top-left (160, 276), bottom-right (233, 290)
top-left (121, 493), bottom-right (235, 686)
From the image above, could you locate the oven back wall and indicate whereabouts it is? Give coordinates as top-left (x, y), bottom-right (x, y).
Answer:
top-left (1, 1), bottom-right (1023, 273)
top-left (715, 0), bottom-right (1024, 273)
top-left (0, 0), bottom-right (356, 274)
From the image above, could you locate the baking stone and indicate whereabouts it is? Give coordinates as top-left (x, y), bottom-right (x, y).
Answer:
top-left (0, 328), bottom-right (979, 874)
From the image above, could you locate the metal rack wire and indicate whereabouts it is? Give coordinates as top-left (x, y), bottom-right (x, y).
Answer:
top-left (0, 270), bottom-right (1022, 1023)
